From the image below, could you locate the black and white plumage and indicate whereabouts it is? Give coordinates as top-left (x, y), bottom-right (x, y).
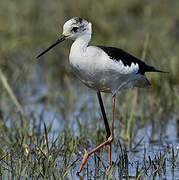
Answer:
top-left (37, 17), bottom-right (166, 175)
top-left (37, 17), bottom-right (165, 96)
top-left (97, 46), bottom-right (164, 74)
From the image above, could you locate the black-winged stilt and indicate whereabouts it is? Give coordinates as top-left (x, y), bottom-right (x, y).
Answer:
top-left (37, 17), bottom-right (166, 175)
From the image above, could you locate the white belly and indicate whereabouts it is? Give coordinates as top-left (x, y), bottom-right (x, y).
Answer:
top-left (69, 45), bottom-right (150, 95)
top-left (69, 56), bottom-right (135, 93)
top-left (70, 62), bottom-right (115, 92)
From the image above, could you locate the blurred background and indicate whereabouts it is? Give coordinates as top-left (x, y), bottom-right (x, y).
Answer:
top-left (0, 0), bottom-right (178, 179)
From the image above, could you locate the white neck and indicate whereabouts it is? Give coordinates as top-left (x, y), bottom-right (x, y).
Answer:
top-left (71, 34), bottom-right (91, 51)
top-left (70, 22), bottom-right (92, 54)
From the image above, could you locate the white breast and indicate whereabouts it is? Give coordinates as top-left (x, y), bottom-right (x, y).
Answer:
top-left (70, 45), bottom-right (137, 92)
top-left (69, 35), bottom-right (145, 94)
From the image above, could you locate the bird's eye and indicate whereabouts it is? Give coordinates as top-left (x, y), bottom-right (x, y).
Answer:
top-left (72, 27), bottom-right (78, 32)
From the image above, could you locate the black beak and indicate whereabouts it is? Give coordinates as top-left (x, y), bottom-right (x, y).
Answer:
top-left (36, 35), bottom-right (68, 59)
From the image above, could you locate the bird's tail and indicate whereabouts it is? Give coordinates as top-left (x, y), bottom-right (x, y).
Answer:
top-left (145, 65), bottom-right (168, 73)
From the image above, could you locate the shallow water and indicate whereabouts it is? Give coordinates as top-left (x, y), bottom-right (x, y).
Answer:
top-left (24, 75), bottom-right (179, 179)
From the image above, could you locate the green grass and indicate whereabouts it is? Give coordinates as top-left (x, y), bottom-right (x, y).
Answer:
top-left (0, 116), bottom-right (178, 179)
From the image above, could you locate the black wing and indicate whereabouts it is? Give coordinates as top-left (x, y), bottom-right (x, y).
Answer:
top-left (97, 46), bottom-right (164, 74)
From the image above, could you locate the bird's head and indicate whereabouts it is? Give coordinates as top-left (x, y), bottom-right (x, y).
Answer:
top-left (36, 17), bottom-right (91, 58)
top-left (62, 17), bottom-right (91, 39)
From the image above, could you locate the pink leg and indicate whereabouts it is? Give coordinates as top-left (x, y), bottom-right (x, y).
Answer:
top-left (76, 93), bottom-right (116, 175)
top-left (77, 135), bottom-right (113, 175)
top-left (107, 95), bottom-right (115, 169)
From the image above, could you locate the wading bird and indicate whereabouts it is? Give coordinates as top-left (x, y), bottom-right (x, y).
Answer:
top-left (37, 17), bottom-right (166, 175)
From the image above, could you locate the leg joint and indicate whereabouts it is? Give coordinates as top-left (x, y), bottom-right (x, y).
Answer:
top-left (107, 135), bottom-right (114, 143)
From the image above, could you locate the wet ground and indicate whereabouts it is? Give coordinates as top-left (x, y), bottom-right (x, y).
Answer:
top-left (23, 71), bottom-right (179, 179)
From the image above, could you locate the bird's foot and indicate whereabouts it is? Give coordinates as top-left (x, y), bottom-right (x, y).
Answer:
top-left (77, 152), bottom-right (89, 175)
